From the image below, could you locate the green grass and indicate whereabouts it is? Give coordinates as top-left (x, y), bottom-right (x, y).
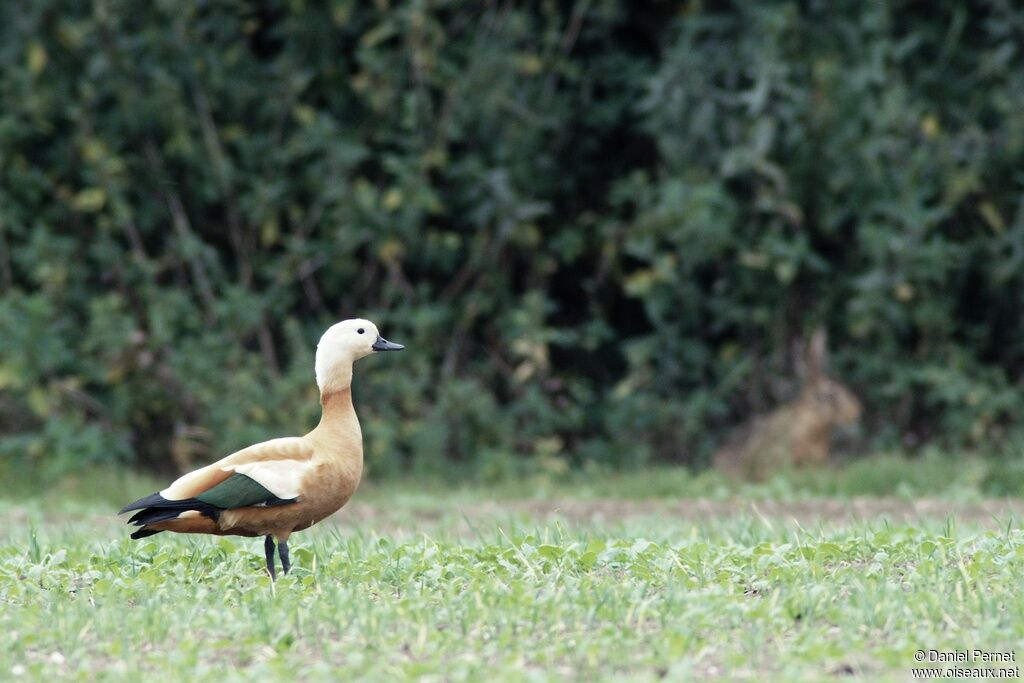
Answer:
top-left (0, 450), bottom-right (1000, 512)
top-left (3, 460), bottom-right (1024, 681)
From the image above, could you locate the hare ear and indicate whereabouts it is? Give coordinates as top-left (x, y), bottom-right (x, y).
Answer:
top-left (806, 327), bottom-right (828, 381)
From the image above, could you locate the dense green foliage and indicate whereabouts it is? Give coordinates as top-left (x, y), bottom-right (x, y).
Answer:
top-left (4, 484), bottom-right (1024, 681)
top-left (3, 1), bottom-right (1024, 476)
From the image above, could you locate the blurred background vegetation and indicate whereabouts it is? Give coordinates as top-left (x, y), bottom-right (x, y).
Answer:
top-left (2, 0), bottom-right (1024, 485)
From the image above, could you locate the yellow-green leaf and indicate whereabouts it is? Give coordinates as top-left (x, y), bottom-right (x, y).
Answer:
top-left (979, 201), bottom-right (1004, 234)
top-left (27, 42), bottom-right (48, 76)
top-left (293, 104), bottom-right (316, 127)
top-left (72, 188), bottom-right (107, 213)
top-left (382, 188), bottom-right (403, 212)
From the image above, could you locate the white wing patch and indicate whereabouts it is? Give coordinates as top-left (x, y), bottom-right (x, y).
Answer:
top-left (223, 460), bottom-right (312, 500)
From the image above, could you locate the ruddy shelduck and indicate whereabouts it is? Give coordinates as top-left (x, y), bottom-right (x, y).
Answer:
top-left (119, 318), bottom-right (404, 579)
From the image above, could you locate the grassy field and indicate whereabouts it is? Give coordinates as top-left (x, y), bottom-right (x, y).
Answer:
top-left (3, 458), bottom-right (1024, 681)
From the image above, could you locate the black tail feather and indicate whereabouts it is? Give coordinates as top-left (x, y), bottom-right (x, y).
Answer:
top-left (120, 492), bottom-right (221, 539)
top-left (128, 499), bottom-right (220, 525)
top-left (130, 528), bottom-right (164, 539)
top-left (128, 505), bottom-right (196, 526)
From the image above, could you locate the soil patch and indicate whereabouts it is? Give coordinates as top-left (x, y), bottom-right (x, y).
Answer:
top-left (332, 497), bottom-right (1024, 532)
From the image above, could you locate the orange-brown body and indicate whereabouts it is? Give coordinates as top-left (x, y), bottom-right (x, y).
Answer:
top-left (145, 390), bottom-right (362, 542)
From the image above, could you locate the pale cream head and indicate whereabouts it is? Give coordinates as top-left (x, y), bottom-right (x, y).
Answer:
top-left (314, 318), bottom-right (403, 393)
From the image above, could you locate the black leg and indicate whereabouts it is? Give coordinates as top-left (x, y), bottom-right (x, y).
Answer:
top-left (264, 535), bottom-right (277, 581)
top-left (279, 540), bottom-right (290, 575)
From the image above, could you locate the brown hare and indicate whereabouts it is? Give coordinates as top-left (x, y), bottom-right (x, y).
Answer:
top-left (713, 328), bottom-right (862, 480)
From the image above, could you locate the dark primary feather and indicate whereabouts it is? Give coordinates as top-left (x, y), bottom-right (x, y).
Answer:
top-left (126, 499), bottom-right (221, 526)
top-left (118, 492), bottom-right (167, 515)
top-left (119, 473), bottom-right (296, 540)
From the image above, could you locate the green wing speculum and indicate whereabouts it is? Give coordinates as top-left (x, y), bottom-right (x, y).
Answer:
top-left (195, 473), bottom-right (297, 509)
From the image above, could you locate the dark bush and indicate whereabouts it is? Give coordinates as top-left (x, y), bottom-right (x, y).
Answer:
top-left (2, 1), bottom-right (1023, 478)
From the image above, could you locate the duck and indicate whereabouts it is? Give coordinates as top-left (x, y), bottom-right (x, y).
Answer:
top-left (118, 318), bottom-right (404, 579)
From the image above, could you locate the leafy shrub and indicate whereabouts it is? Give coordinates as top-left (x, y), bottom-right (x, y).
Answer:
top-left (1, 2), bottom-right (1023, 477)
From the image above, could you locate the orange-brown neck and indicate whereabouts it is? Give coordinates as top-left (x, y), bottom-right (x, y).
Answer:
top-left (304, 388), bottom-right (363, 475)
top-left (315, 389), bottom-right (358, 434)
top-left (300, 386), bottom-right (365, 511)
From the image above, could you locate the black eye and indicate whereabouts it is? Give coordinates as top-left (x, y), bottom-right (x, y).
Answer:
top-left (357, 328), bottom-right (365, 334)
